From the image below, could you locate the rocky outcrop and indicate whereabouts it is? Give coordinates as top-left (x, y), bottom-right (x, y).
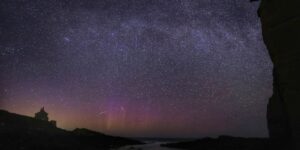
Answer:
top-left (259, 1), bottom-right (300, 147)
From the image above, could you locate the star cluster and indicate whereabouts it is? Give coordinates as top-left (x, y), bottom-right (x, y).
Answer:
top-left (0, 0), bottom-right (272, 138)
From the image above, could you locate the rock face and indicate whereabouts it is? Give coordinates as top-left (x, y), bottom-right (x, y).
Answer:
top-left (259, 0), bottom-right (300, 143)
top-left (266, 70), bottom-right (291, 140)
top-left (0, 109), bottom-right (143, 150)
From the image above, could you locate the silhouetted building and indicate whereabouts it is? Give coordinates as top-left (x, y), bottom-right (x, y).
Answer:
top-left (34, 107), bottom-right (57, 127)
top-left (50, 120), bottom-right (57, 127)
top-left (34, 107), bottom-right (49, 121)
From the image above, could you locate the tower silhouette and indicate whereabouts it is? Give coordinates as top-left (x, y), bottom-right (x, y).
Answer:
top-left (34, 107), bottom-right (49, 121)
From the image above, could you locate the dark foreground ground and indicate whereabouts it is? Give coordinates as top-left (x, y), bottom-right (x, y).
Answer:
top-left (161, 135), bottom-right (287, 150)
top-left (0, 109), bottom-right (289, 150)
top-left (0, 109), bottom-right (143, 150)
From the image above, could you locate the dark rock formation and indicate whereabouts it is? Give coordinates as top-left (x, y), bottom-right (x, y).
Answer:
top-left (259, 1), bottom-right (300, 148)
top-left (0, 109), bottom-right (143, 150)
top-left (266, 70), bottom-right (291, 140)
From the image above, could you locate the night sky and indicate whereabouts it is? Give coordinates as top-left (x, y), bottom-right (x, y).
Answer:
top-left (0, 0), bottom-right (272, 138)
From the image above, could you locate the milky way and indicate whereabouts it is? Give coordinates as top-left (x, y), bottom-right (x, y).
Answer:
top-left (0, 0), bottom-right (272, 138)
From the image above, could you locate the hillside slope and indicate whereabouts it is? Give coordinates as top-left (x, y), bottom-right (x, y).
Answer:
top-left (0, 110), bottom-right (143, 150)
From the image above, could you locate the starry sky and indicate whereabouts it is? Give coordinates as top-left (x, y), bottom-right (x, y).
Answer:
top-left (0, 0), bottom-right (273, 138)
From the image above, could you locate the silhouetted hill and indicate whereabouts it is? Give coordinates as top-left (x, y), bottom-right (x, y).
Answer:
top-left (161, 135), bottom-right (287, 150)
top-left (73, 128), bottom-right (144, 149)
top-left (0, 110), bottom-right (143, 150)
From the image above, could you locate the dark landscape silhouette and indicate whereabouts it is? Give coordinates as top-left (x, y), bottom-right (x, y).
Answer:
top-left (0, 109), bottom-right (143, 150)
top-left (0, 108), bottom-right (289, 150)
